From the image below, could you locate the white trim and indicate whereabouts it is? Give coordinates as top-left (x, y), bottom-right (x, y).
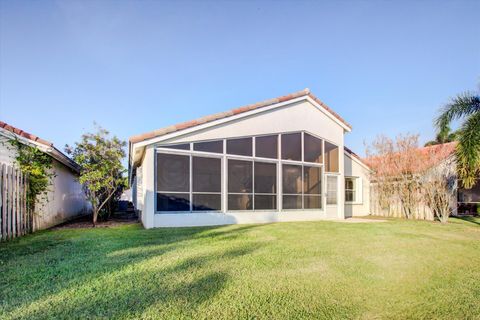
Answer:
top-left (344, 150), bottom-right (370, 171)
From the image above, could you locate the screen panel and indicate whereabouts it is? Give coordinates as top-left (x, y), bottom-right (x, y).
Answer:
top-left (228, 194), bottom-right (253, 210)
top-left (327, 175), bottom-right (338, 205)
top-left (192, 157), bottom-right (221, 192)
top-left (255, 135), bottom-right (278, 159)
top-left (192, 194), bottom-right (221, 211)
top-left (228, 159), bottom-right (253, 193)
top-left (304, 166), bottom-right (321, 195)
top-left (304, 195), bottom-right (322, 209)
top-left (227, 138), bottom-right (253, 156)
top-left (282, 164), bottom-right (302, 194)
top-left (159, 144), bottom-right (190, 150)
top-left (304, 133), bottom-right (323, 163)
top-left (156, 153), bottom-right (190, 192)
top-left (193, 140), bottom-right (223, 153)
top-left (282, 195), bottom-right (302, 209)
top-left (281, 133), bottom-right (301, 161)
top-left (325, 142), bottom-right (339, 172)
top-left (254, 195), bottom-right (276, 210)
top-left (254, 162), bottom-right (277, 194)
top-left (157, 193), bottom-right (190, 211)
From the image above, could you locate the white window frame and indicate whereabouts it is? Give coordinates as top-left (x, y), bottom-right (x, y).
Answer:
top-left (344, 176), bottom-right (363, 204)
top-left (154, 131), bottom-right (338, 214)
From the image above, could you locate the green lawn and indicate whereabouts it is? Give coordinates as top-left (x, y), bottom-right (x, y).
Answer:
top-left (1, 217), bottom-right (480, 319)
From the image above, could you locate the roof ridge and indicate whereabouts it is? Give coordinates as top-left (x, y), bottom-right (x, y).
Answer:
top-left (129, 88), bottom-right (351, 144)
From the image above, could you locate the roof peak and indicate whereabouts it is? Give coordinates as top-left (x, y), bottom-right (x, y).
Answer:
top-left (129, 88), bottom-right (350, 144)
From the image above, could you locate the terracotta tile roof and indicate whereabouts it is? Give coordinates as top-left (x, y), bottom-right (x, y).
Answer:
top-left (419, 141), bottom-right (457, 157)
top-left (364, 142), bottom-right (457, 175)
top-left (129, 88), bottom-right (352, 144)
top-left (0, 120), bottom-right (53, 147)
top-left (0, 120), bottom-right (80, 172)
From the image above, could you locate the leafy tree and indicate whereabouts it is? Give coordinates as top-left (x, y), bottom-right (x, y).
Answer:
top-left (424, 124), bottom-right (457, 146)
top-left (66, 125), bottom-right (126, 226)
top-left (436, 91), bottom-right (480, 188)
top-left (9, 138), bottom-right (53, 213)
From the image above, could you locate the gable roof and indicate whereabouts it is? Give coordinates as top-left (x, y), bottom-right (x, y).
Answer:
top-left (344, 146), bottom-right (370, 169)
top-left (0, 120), bottom-right (80, 173)
top-left (129, 88), bottom-right (352, 144)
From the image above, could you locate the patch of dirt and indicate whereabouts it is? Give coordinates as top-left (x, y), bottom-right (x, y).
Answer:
top-left (52, 220), bottom-right (138, 230)
top-left (51, 211), bottom-right (139, 230)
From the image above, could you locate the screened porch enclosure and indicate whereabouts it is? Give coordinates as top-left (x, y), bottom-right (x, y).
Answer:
top-left (154, 131), bottom-right (340, 213)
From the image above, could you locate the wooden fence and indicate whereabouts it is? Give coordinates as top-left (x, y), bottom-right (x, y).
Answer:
top-left (0, 163), bottom-right (32, 241)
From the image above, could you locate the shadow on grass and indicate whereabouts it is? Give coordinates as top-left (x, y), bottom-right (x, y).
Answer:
top-left (0, 223), bottom-right (265, 319)
top-left (455, 215), bottom-right (480, 226)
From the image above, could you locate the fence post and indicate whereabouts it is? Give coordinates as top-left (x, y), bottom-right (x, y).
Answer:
top-left (1, 164), bottom-right (5, 240)
top-left (0, 164), bottom-right (31, 241)
top-left (12, 167), bottom-right (17, 238)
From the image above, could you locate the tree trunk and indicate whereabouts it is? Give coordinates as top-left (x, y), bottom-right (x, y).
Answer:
top-left (93, 209), bottom-right (98, 227)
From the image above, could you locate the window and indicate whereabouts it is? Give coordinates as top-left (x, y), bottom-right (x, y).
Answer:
top-left (304, 166), bottom-right (322, 209)
top-left (254, 162), bottom-right (277, 209)
top-left (159, 143), bottom-right (190, 150)
top-left (255, 135), bottom-right (278, 159)
top-left (228, 159), bottom-right (253, 210)
top-left (156, 154), bottom-right (190, 211)
top-left (281, 133), bottom-right (301, 161)
top-left (324, 141), bottom-right (339, 172)
top-left (345, 177), bottom-right (356, 202)
top-left (156, 131), bottom-right (332, 213)
top-left (458, 179), bottom-right (480, 203)
top-left (227, 138), bottom-right (252, 156)
top-left (282, 164), bottom-right (302, 209)
top-left (326, 175), bottom-right (338, 205)
top-left (192, 157), bottom-right (221, 211)
top-left (282, 164), bottom-right (322, 209)
top-left (193, 140), bottom-right (223, 153)
top-left (304, 133), bottom-right (323, 163)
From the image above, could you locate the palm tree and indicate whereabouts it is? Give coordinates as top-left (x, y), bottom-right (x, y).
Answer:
top-left (435, 91), bottom-right (480, 188)
top-left (424, 124), bottom-right (457, 146)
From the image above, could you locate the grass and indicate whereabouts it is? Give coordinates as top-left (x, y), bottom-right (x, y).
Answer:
top-left (1, 217), bottom-right (480, 319)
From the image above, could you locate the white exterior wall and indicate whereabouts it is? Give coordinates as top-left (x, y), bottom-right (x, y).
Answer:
top-left (168, 101), bottom-right (343, 146)
top-left (141, 145), bottom-right (155, 228)
top-left (0, 135), bottom-right (17, 164)
top-left (0, 137), bottom-right (90, 230)
top-left (34, 159), bottom-right (90, 230)
top-left (135, 99), bottom-right (348, 228)
top-left (344, 152), bottom-right (371, 217)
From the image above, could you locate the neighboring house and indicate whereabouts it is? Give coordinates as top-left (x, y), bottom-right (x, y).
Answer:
top-left (129, 89), bottom-right (369, 228)
top-left (0, 121), bottom-right (90, 230)
top-left (366, 142), bottom-right (480, 217)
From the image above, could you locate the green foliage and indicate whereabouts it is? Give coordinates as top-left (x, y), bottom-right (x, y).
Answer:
top-left (435, 91), bottom-right (480, 188)
top-left (9, 139), bottom-right (53, 212)
top-left (424, 124), bottom-right (457, 146)
top-left (0, 219), bottom-right (480, 319)
top-left (66, 124), bottom-right (126, 225)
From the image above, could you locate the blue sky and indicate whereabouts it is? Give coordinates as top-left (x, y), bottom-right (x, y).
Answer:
top-left (1, 0), bottom-right (479, 159)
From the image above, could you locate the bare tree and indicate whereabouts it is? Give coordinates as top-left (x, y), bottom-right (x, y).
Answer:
top-left (366, 134), bottom-right (456, 222)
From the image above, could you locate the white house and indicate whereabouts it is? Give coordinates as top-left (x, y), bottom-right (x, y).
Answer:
top-left (129, 89), bottom-right (370, 228)
top-left (0, 121), bottom-right (90, 230)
